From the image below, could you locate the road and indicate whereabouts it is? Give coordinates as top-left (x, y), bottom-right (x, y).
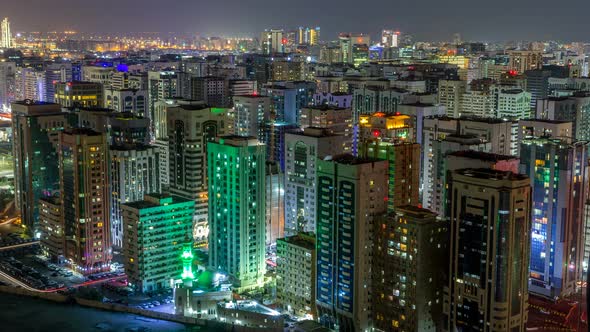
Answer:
top-left (0, 267), bottom-right (127, 293)
top-left (0, 240), bottom-right (38, 251)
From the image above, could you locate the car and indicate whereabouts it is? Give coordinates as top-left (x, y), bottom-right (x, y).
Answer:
top-left (152, 301), bottom-right (160, 306)
top-left (163, 299), bottom-right (171, 304)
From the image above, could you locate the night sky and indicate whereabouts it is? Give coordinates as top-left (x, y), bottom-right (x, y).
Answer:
top-left (3, 0), bottom-right (590, 41)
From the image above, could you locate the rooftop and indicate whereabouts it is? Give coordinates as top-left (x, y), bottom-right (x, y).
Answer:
top-left (330, 153), bottom-right (379, 165)
top-left (278, 233), bottom-right (315, 250)
top-left (63, 128), bottom-right (102, 136)
top-left (395, 205), bottom-right (437, 220)
top-left (305, 104), bottom-right (347, 111)
top-left (123, 194), bottom-right (192, 210)
top-left (448, 150), bottom-right (518, 162)
top-left (455, 168), bottom-right (529, 182)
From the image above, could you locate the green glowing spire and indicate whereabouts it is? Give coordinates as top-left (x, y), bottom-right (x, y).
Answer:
top-left (180, 241), bottom-right (194, 280)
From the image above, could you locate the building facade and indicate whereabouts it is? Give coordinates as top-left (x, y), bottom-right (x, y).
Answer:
top-left (315, 155), bottom-right (388, 331)
top-left (207, 136), bottom-right (266, 290)
top-left (444, 168), bottom-right (531, 332)
top-left (122, 194), bottom-right (194, 292)
top-left (60, 129), bottom-right (111, 275)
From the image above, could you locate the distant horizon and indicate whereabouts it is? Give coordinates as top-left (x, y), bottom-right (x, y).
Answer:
top-left (2, 0), bottom-right (590, 42)
top-left (7, 28), bottom-right (590, 45)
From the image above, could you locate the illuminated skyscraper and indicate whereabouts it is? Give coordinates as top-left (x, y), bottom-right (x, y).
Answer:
top-left (284, 127), bottom-right (348, 235)
top-left (298, 27), bottom-right (320, 45)
top-left (207, 136), bottom-right (266, 290)
top-left (520, 137), bottom-right (588, 298)
top-left (1, 18), bottom-right (12, 49)
top-left (167, 102), bottom-right (231, 244)
top-left (444, 168), bottom-right (531, 332)
top-left (315, 155), bottom-right (388, 331)
top-left (373, 206), bottom-right (448, 332)
top-left (60, 129), bottom-right (111, 275)
top-left (122, 194), bottom-right (194, 293)
top-left (12, 101), bottom-right (75, 235)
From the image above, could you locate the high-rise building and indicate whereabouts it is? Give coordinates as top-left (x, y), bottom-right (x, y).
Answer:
top-left (45, 62), bottom-right (73, 103)
top-left (149, 71), bottom-right (190, 132)
top-left (298, 27), bottom-right (320, 45)
top-left (167, 102), bottom-right (231, 244)
top-left (496, 88), bottom-right (532, 119)
top-left (261, 29), bottom-right (285, 54)
top-left (444, 168), bottom-right (531, 331)
top-left (232, 94), bottom-right (271, 138)
top-left (18, 67), bottom-right (47, 102)
top-left (461, 85), bottom-right (497, 118)
top-left (339, 33), bottom-right (370, 65)
top-left (104, 88), bottom-right (147, 116)
top-left (207, 136), bottom-right (266, 290)
top-left (77, 109), bottom-right (150, 147)
top-left (373, 206), bottom-right (448, 332)
top-left (110, 144), bottom-right (161, 248)
top-left (536, 93), bottom-right (590, 141)
top-left (122, 194), bottom-right (194, 293)
top-left (1, 18), bottom-right (12, 49)
top-left (39, 196), bottom-right (64, 262)
top-left (524, 66), bottom-right (569, 111)
top-left (438, 79), bottom-right (466, 118)
top-left (190, 76), bottom-right (229, 107)
top-left (357, 112), bottom-right (414, 146)
top-left (315, 155), bottom-right (388, 331)
top-left (59, 129), bottom-right (111, 275)
top-left (435, 150), bottom-right (520, 218)
top-left (81, 66), bottom-right (115, 87)
top-left (381, 30), bottom-right (400, 48)
top-left (0, 62), bottom-right (16, 108)
top-left (353, 87), bottom-right (409, 118)
top-left (398, 103), bottom-right (445, 146)
top-left (520, 137), bottom-right (588, 298)
top-left (284, 127), bottom-right (348, 235)
top-left (54, 81), bottom-right (103, 108)
top-left (271, 60), bottom-right (305, 81)
top-left (276, 232), bottom-right (316, 318)
top-left (12, 101), bottom-right (75, 234)
top-left (359, 140), bottom-right (420, 209)
top-left (422, 134), bottom-right (491, 211)
top-left (508, 50), bottom-right (543, 73)
top-left (299, 105), bottom-right (353, 136)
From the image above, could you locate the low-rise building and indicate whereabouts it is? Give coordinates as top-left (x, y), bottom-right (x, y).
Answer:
top-left (122, 194), bottom-right (194, 293)
top-left (276, 233), bottom-right (316, 318)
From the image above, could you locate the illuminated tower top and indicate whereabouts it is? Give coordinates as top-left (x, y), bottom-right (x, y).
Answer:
top-left (1, 18), bottom-right (12, 49)
top-left (181, 241), bottom-right (195, 280)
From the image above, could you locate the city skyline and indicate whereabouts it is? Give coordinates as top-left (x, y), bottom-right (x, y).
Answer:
top-left (1, 0), bottom-right (589, 42)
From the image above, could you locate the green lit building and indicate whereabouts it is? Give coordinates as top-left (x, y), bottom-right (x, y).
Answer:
top-left (121, 194), bottom-right (195, 293)
top-left (207, 136), bottom-right (266, 290)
